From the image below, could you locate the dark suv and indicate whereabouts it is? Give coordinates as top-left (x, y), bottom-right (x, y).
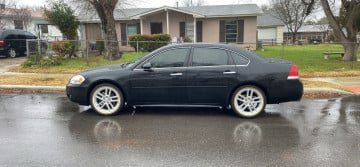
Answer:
top-left (0, 29), bottom-right (46, 58)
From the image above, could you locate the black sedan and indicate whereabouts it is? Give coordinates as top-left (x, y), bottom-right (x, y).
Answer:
top-left (66, 43), bottom-right (303, 118)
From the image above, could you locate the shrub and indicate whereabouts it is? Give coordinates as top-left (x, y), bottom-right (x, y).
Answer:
top-left (22, 54), bottom-right (61, 68)
top-left (129, 34), bottom-right (171, 52)
top-left (50, 41), bottom-right (76, 58)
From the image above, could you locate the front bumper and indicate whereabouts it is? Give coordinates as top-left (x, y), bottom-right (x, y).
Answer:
top-left (66, 84), bottom-right (90, 105)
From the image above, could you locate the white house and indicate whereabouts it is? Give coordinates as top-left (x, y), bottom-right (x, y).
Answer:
top-left (0, 8), bottom-right (63, 41)
top-left (256, 10), bottom-right (284, 45)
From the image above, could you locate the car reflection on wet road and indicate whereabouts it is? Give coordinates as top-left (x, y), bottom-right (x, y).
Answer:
top-left (0, 94), bottom-right (359, 166)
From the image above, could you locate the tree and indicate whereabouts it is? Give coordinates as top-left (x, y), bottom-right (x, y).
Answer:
top-left (306, 0), bottom-right (359, 61)
top-left (323, 0), bottom-right (359, 61)
top-left (72, 0), bottom-right (121, 60)
top-left (270, 0), bottom-right (319, 44)
top-left (181, 0), bottom-right (205, 7)
top-left (44, 0), bottom-right (79, 40)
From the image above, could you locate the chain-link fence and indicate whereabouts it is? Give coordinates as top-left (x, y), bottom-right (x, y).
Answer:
top-left (25, 39), bottom-right (360, 70)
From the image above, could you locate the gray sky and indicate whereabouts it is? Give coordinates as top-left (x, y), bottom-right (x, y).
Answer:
top-left (17, 0), bottom-right (270, 8)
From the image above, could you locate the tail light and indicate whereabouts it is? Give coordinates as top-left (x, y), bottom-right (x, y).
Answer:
top-left (288, 64), bottom-right (299, 80)
top-left (0, 40), bottom-right (4, 46)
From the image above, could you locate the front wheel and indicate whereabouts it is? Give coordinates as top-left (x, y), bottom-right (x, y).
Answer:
top-left (90, 84), bottom-right (124, 116)
top-left (231, 85), bottom-right (266, 118)
top-left (7, 48), bottom-right (17, 58)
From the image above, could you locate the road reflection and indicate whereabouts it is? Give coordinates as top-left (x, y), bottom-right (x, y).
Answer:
top-left (68, 107), bottom-right (300, 153)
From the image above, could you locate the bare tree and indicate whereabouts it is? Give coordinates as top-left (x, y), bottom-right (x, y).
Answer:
top-left (181, 0), bottom-right (205, 7)
top-left (270, 0), bottom-right (319, 44)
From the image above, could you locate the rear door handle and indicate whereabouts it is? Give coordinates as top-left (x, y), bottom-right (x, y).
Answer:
top-left (223, 71), bottom-right (237, 75)
top-left (170, 73), bottom-right (183, 76)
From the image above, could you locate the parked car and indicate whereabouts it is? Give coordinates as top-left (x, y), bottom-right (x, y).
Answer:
top-left (66, 43), bottom-right (303, 118)
top-left (0, 29), bottom-right (47, 58)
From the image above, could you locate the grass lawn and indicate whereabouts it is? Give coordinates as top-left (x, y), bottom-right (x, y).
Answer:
top-left (12, 52), bottom-right (147, 74)
top-left (12, 44), bottom-right (360, 77)
top-left (254, 44), bottom-right (360, 77)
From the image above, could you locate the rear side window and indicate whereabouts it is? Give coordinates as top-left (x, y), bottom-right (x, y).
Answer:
top-left (191, 48), bottom-right (228, 66)
top-left (230, 51), bottom-right (249, 65)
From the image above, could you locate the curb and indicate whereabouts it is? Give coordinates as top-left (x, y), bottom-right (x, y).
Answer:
top-left (0, 85), bottom-right (66, 94)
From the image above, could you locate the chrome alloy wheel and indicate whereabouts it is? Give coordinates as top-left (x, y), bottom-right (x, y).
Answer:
top-left (90, 84), bottom-right (123, 115)
top-left (232, 86), bottom-right (266, 118)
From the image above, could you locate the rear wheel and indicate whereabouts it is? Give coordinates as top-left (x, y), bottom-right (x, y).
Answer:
top-left (7, 48), bottom-right (17, 58)
top-left (90, 84), bottom-right (124, 116)
top-left (231, 85), bottom-right (266, 118)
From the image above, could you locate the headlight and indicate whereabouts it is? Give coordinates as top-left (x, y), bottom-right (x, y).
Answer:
top-left (69, 75), bottom-right (85, 84)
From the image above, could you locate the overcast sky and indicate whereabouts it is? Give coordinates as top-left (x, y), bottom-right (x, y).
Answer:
top-left (17, 0), bottom-right (270, 8)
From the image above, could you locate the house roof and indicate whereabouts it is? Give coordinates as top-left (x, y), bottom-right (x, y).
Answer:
top-left (77, 4), bottom-right (262, 22)
top-left (257, 10), bottom-right (283, 27)
top-left (283, 24), bottom-right (330, 33)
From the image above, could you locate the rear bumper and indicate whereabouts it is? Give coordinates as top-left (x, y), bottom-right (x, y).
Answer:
top-left (267, 79), bottom-right (303, 104)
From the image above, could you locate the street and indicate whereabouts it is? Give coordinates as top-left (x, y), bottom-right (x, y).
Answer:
top-left (0, 94), bottom-right (359, 167)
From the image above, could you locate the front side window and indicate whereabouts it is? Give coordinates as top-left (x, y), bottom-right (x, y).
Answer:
top-left (192, 48), bottom-right (228, 66)
top-left (147, 48), bottom-right (189, 68)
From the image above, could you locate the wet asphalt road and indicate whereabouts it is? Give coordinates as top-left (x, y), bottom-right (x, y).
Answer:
top-left (0, 94), bottom-right (359, 167)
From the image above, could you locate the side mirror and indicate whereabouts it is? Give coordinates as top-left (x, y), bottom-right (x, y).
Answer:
top-left (142, 62), bottom-right (152, 70)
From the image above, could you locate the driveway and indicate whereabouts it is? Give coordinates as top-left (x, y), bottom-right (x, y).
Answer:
top-left (0, 57), bottom-right (26, 73)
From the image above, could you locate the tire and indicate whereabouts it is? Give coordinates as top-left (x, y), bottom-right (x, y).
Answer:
top-left (231, 85), bottom-right (266, 118)
top-left (7, 48), bottom-right (17, 58)
top-left (90, 84), bottom-right (124, 116)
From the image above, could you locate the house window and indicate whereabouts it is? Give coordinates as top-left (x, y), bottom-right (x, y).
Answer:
top-left (127, 24), bottom-right (137, 35)
top-left (225, 20), bottom-right (238, 43)
top-left (185, 22), bottom-right (194, 41)
top-left (41, 25), bottom-right (48, 33)
top-left (14, 20), bottom-right (23, 30)
top-left (151, 22), bottom-right (162, 34)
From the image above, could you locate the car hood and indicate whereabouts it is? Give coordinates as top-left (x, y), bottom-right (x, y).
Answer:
top-left (80, 63), bottom-right (128, 75)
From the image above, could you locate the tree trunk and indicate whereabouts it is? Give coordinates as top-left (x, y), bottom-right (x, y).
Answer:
top-left (103, 9), bottom-right (121, 60)
top-left (91, 0), bottom-right (121, 60)
top-left (291, 32), bottom-right (296, 44)
top-left (342, 42), bottom-right (359, 61)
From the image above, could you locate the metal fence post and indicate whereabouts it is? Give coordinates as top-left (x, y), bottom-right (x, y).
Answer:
top-left (136, 40), bottom-right (139, 55)
top-left (86, 40), bottom-right (89, 66)
top-left (281, 42), bottom-right (285, 59)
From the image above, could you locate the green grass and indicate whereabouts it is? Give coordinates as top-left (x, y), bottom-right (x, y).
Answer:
top-left (14, 44), bottom-right (360, 76)
top-left (254, 44), bottom-right (360, 72)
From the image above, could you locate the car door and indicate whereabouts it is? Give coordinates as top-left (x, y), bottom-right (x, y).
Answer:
top-left (187, 47), bottom-right (237, 105)
top-left (129, 47), bottom-right (190, 105)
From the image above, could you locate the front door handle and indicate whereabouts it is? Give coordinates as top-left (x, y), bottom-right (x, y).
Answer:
top-left (170, 73), bottom-right (183, 76)
top-left (223, 71), bottom-right (237, 75)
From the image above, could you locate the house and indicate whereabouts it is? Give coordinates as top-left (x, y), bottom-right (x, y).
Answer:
top-left (256, 10), bottom-right (284, 45)
top-left (283, 24), bottom-right (330, 44)
top-left (77, 4), bottom-right (263, 50)
top-left (0, 7), bottom-right (63, 41)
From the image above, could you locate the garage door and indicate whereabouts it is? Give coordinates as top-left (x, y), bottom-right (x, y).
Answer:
top-left (258, 28), bottom-right (276, 40)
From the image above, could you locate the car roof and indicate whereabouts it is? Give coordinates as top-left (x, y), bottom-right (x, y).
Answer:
top-left (159, 43), bottom-right (267, 61)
